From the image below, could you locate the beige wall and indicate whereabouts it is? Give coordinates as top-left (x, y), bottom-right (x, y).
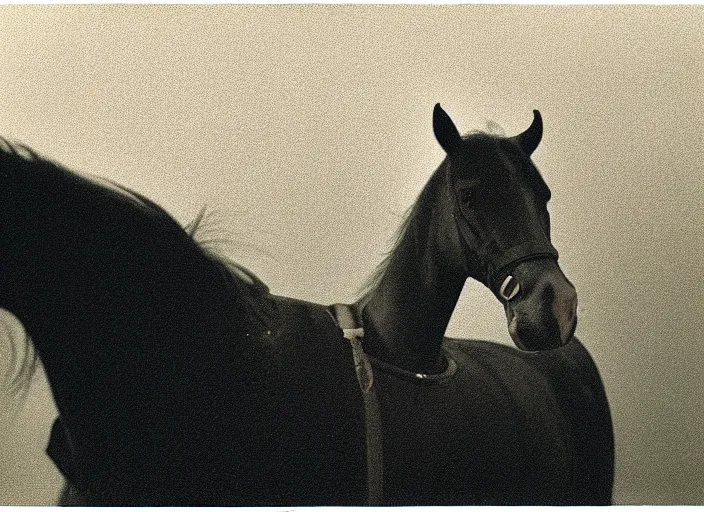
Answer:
top-left (0, 5), bottom-right (702, 504)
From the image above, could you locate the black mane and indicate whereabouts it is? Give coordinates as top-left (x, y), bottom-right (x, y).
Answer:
top-left (0, 140), bottom-right (268, 401)
top-left (0, 139), bottom-right (40, 396)
top-left (358, 160), bottom-right (447, 303)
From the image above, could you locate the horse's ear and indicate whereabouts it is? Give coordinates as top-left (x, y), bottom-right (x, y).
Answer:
top-left (433, 104), bottom-right (462, 154)
top-left (514, 110), bottom-right (543, 155)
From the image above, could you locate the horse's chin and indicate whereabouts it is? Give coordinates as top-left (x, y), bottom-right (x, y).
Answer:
top-left (507, 309), bottom-right (576, 351)
top-left (504, 289), bottom-right (578, 352)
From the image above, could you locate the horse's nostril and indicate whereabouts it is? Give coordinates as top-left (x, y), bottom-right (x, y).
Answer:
top-left (499, 275), bottom-right (520, 301)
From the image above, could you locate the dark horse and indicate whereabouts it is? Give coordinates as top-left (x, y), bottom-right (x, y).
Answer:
top-left (0, 105), bottom-right (613, 505)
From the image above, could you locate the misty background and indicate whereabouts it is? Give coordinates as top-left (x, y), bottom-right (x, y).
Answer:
top-left (0, 5), bottom-right (702, 504)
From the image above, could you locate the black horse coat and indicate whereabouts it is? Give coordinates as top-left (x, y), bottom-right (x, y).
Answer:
top-left (371, 336), bottom-right (613, 505)
top-left (47, 293), bottom-right (612, 506)
top-left (1, 108), bottom-right (612, 506)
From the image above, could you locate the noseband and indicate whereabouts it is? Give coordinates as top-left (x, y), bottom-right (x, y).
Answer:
top-left (484, 240), bottom-right (559, 298)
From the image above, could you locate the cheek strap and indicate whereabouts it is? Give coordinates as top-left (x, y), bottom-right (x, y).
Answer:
top-left (486, 241), bottom-right (559, 294)
top-left (453, 209), bottom-right (558, 298)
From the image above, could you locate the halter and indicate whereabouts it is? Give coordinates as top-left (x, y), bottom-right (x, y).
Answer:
top-left (446, 160), bottom-right (559, 301)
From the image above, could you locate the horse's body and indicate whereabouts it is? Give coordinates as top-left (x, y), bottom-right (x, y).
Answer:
top-left (47, 297), bottom-right (611, 506)
top-left (0, 106), bottom-right (614, 505)
top-left (370, 337), bottom-right (611, 505)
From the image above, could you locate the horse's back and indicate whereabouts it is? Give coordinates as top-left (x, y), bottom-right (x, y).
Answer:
top-left (372, 337), bottom-right (613, 505)
top-left (48, 293), bottom-right (368, 506)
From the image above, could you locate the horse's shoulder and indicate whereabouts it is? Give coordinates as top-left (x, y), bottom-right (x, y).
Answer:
top-left (441, 336), bottom-right (609, 423)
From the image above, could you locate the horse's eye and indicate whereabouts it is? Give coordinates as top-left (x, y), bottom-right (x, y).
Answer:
top-left (458, 187), bottom-right (478, 206)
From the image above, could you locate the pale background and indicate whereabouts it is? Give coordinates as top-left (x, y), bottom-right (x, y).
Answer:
top-left (0, 5), bottom-right (702, 505)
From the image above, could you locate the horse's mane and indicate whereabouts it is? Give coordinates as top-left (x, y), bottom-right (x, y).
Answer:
top-left (0, 311), bottom-right (37, 403)
top-left (0, 138), bottom-right (269, 404)
top-left (0, 136), bottom-right (41, 162)
top-left (357, 129), bottom-right (494, 303)
top-left (0, 139), bottom-right (42, 402)
top-left (357, 159), bottom-right (448, 304)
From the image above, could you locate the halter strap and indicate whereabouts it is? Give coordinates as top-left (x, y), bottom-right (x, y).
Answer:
top-left (445, 161), bottom-right (559, 297)
top-left (483, 240), bottom-right (559, 293)
top-left (330, 303), bottom-right (384, 506)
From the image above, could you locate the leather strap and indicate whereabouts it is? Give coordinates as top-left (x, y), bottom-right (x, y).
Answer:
top-left (330, 303), bottom-right (384, 506)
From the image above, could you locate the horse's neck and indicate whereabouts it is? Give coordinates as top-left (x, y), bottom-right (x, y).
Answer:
top-left (361, 213), bottom-right (466, 374)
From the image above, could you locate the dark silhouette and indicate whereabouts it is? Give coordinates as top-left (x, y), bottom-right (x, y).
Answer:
top-left (0, 105), bottom-right (613, 505)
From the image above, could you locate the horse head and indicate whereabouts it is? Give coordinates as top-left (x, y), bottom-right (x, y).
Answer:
top-left (433, 104), bottom-right (577, 351)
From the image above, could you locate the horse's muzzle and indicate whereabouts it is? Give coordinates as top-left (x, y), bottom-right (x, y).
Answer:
top-left (502, 259), bottom-right (577, 351)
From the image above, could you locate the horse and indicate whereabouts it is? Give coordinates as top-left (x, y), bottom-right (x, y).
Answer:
top-left (0, 104), bottom-right (613, 506)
